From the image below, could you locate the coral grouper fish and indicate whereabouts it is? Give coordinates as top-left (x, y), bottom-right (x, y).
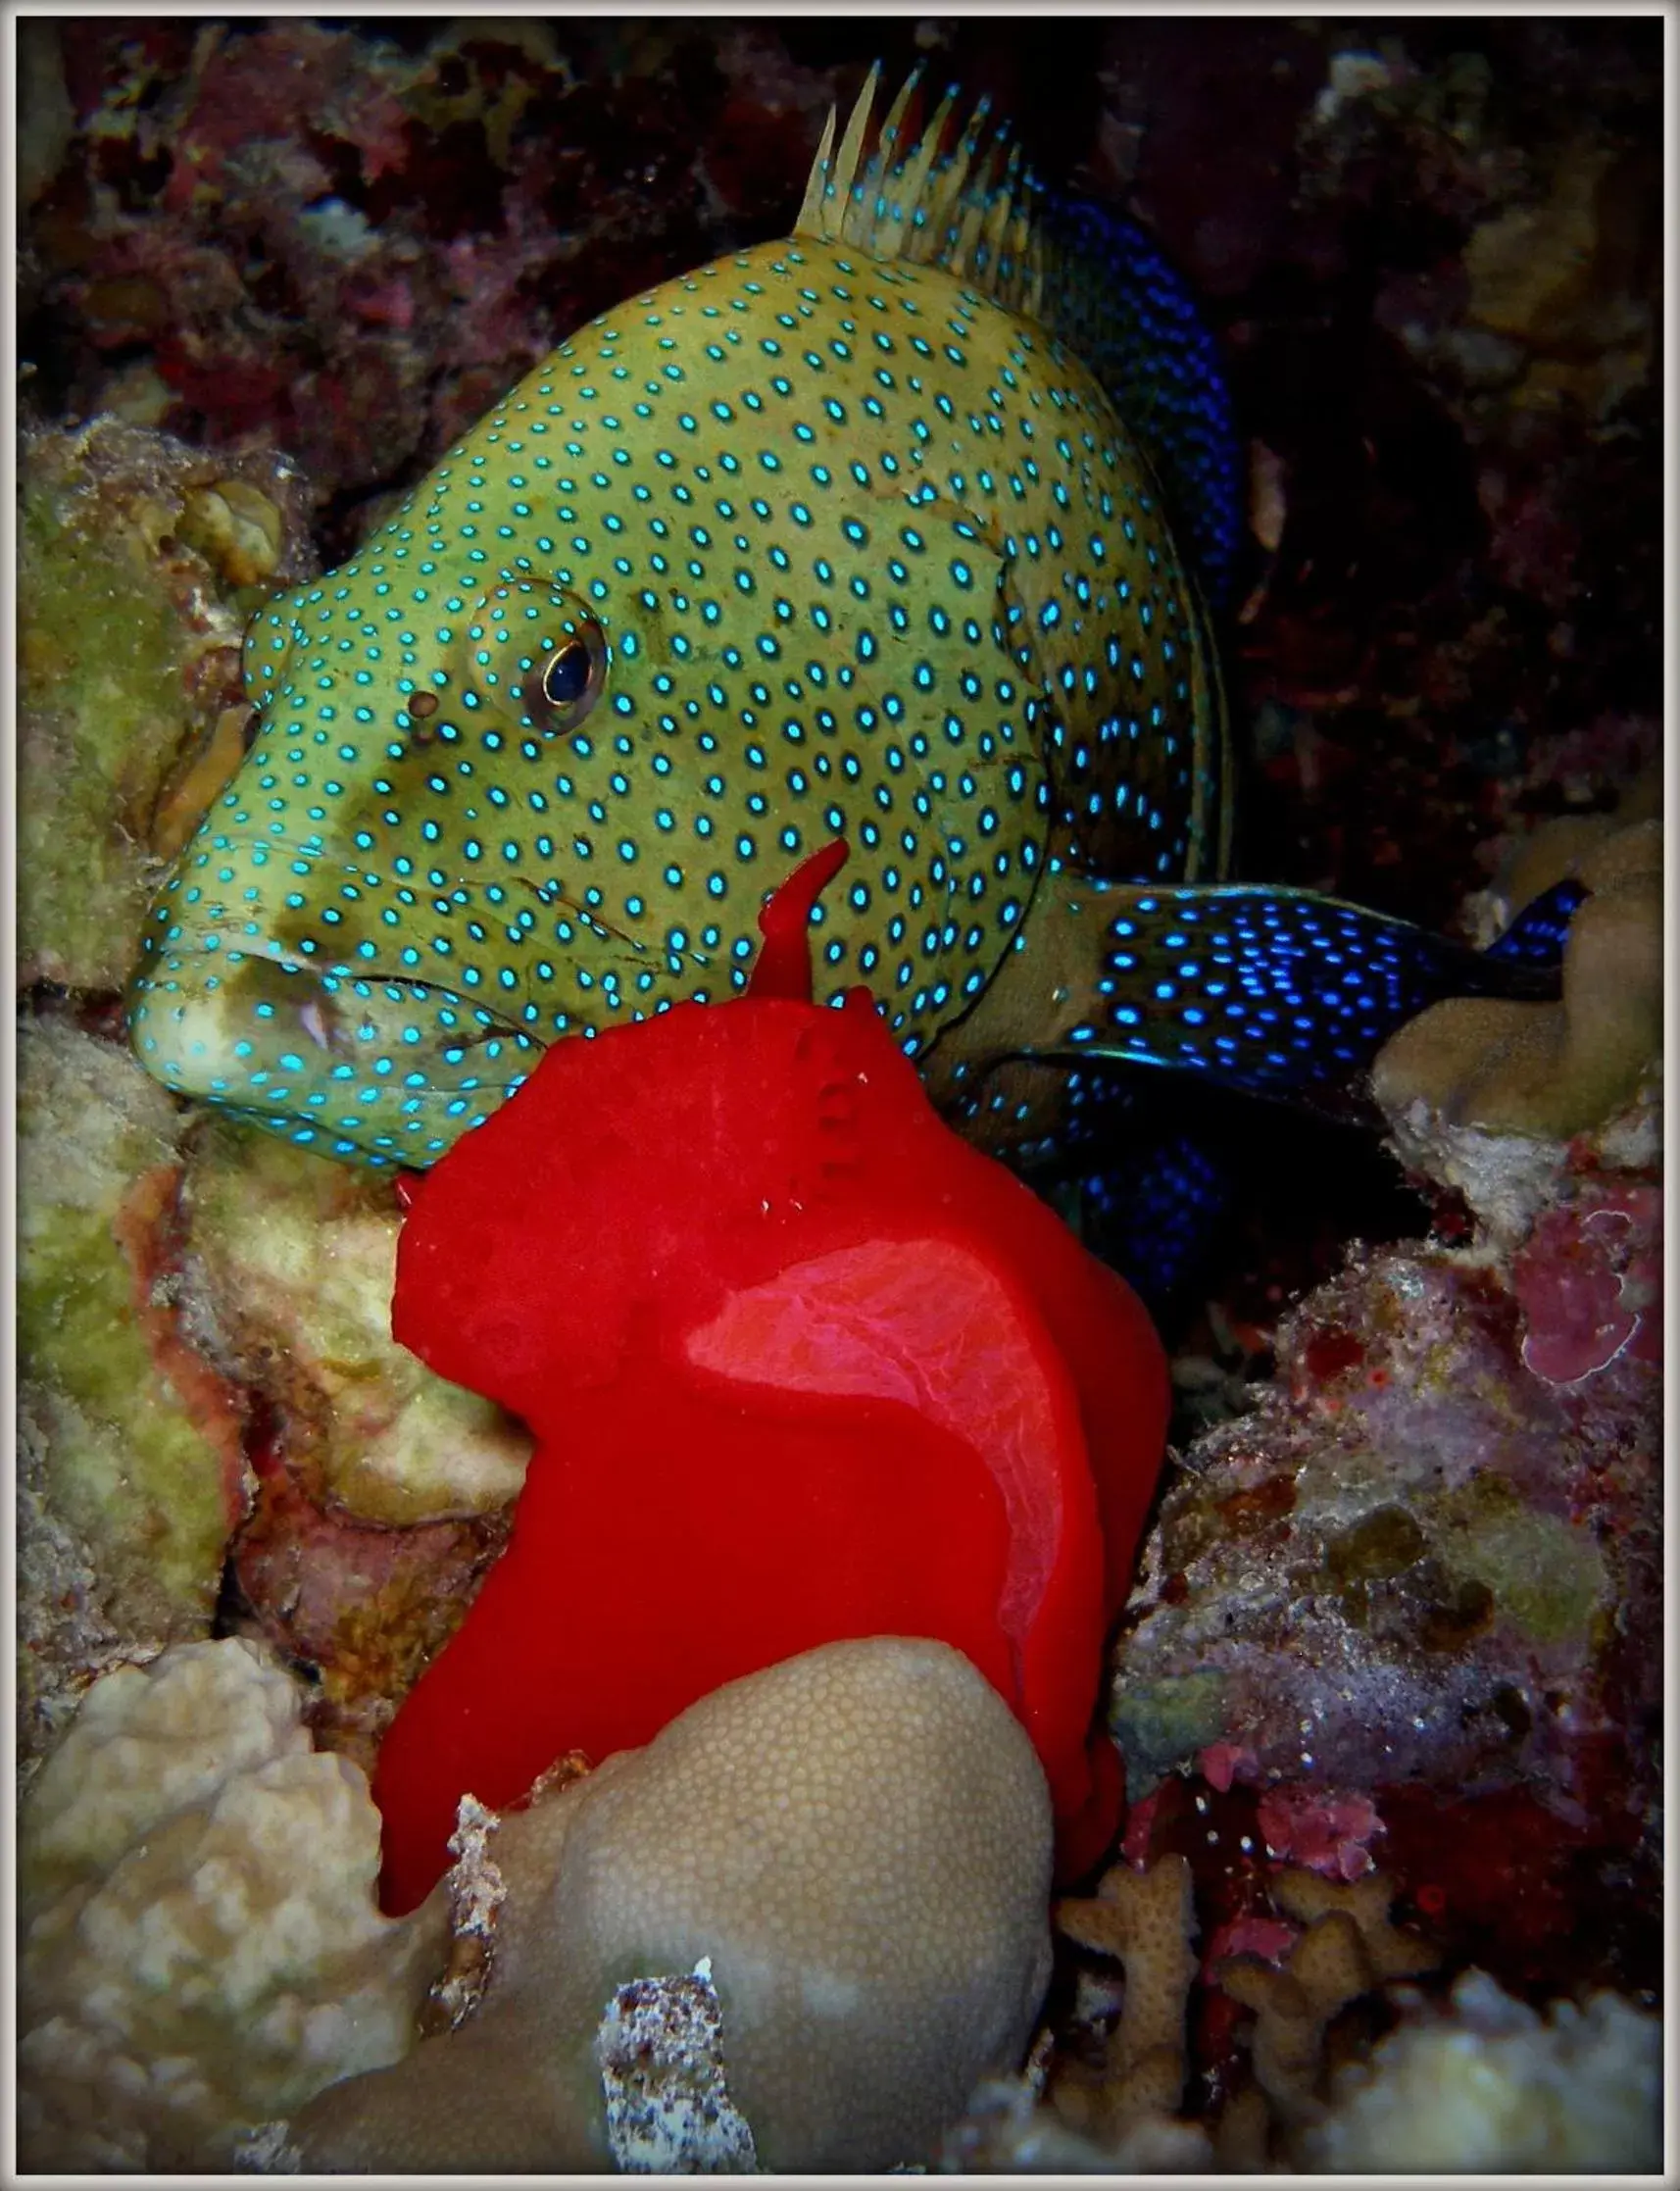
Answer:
top-left (372, 842), bottom-right (1170, 1915)
top-left (126, 67), bottom-right (1558, 1170)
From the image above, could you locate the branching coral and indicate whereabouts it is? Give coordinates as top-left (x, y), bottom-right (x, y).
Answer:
top-left (1050, 1854), bottom-right (1200, 2137)
top-left (1214, 1867), bottom-right (1438, 2132)
top-left (290, 1636), bottom-right (1055, 2172)
top-left (17, 1638), bottom-right (444, 2170)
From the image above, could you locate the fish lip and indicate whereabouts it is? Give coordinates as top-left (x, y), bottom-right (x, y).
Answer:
top-left (198, 933), bottom-right (531, 1049)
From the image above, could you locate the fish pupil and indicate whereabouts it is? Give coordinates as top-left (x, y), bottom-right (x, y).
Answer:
top-left (543, 640), bottom-right (591, 707)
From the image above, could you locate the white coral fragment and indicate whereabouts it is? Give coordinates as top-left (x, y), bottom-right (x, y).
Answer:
top-left (1302, 1967), bottom-right (1662, 2171)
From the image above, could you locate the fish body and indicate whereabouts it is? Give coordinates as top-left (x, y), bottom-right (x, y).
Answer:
top-left (126, 70), bottom-right (1552, 1170)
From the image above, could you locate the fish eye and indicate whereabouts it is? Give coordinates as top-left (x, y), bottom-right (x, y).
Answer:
top-left (521, 613), bottom-right (610, 735)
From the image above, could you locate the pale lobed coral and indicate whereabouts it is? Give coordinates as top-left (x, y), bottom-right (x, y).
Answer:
top-left (180, 1120), bottom-right (532, 1525)
top-left (1374, 812), bottom-right (1661, 1151)
top-left (290, 1636), bottom-right (1055, 2172)
top-left (17, 1637), bottom-right (444, 2170)
top-left (1301, 1967), bottom-right (1662, 2170)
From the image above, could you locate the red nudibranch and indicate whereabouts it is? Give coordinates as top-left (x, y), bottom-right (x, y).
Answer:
top-left (374, 842), bottom-right (1168, 1915)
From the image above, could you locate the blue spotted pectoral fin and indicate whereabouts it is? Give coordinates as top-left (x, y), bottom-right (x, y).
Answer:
top-left (126, 946), bottom-right (545, 1167)
top-left (1038, 880), bottom-right (1566, 1102)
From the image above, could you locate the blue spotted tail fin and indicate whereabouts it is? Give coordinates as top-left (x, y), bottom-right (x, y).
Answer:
top-left (1480, 876), bottom-right (1588, 969)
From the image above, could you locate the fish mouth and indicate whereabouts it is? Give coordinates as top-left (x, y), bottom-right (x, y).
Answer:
top-left (127, 930), bottom-right (545, 1168)
top-left (238, 937), bottom-right (528, 1059)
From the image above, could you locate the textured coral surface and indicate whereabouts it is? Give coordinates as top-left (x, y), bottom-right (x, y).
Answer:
top-left (295, 1638), bottom-right (1053, 2172)
top-left (17, 1639), bottom-right (443, 2171)
top-left (17, 1018), bottom-right (250, 1770)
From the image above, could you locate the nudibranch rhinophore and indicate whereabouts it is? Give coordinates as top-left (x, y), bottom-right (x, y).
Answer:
top-left (374, 841), bottom-right (1168, 1914)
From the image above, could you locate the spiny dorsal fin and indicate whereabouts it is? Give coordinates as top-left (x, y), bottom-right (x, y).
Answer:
top-left (796, 63), bottom-right (1045, 317)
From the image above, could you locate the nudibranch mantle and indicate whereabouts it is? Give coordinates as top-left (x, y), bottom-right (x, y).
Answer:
top-left (375, 843), bottom-right (1167, 1913)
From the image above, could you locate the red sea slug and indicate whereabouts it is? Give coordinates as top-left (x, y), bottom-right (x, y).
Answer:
top-left (374, 843), bottom-right (1168, 1915)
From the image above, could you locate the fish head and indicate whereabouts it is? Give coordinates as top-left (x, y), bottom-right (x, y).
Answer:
top-left (127, 237), bottom-right (1063, 1165)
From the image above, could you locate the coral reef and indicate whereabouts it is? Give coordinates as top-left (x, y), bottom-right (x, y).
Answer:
top-left (291, 1637), bottom-right (1054, 2172)
top-left (1107, 861), bottom-right (1659, 2051)
top-left (1112, 1212), bottom-right (1659, 1824)
top-left (14, 18), bottom-right (1660, 2169)
top-left (1032, 1855), bottom-right (1440, 2166)
top-left (21, 19), bottom-right (839, 531)
top-left (1211, 1867), bottom-right (1438, 2142)
top-left (1302, 1967), bottom-right (1662, 2170)
top-left (222, 1427), bottom-right (511, 1783)
top-left (170, 1120), bottom-right (527, 1766)
top-left (18, 420), bottom-right (313, 991)
top-left (17, 1017), bottom-right (249, 1771)
top-left (1050, 1855), bottom-right (1200, 2138)
top-left (17, 1638), bottom-right (444, 2170)
top-left (1222, 25), bottom-right (1660, 940)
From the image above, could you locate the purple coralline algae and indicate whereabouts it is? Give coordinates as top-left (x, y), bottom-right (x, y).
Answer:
top-left (1114, 1207), bottom-right (1658, 1807)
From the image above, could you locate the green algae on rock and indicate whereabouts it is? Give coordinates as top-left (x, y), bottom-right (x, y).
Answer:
top-left (17, 1018), bottom-right (250, 1765)
top-left (17, 420), bottom-right (314, 993)
top-left (1109, 1667), bottom-right (1231, 1799)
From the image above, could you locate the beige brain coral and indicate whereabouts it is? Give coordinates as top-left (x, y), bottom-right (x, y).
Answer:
top-left (1374, 814), bottom-right (1661, 1144)
top-left (17, 1638), bottom-right (444, 2170)
top-left (292, 1635), bottom-right (1055, 2172)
